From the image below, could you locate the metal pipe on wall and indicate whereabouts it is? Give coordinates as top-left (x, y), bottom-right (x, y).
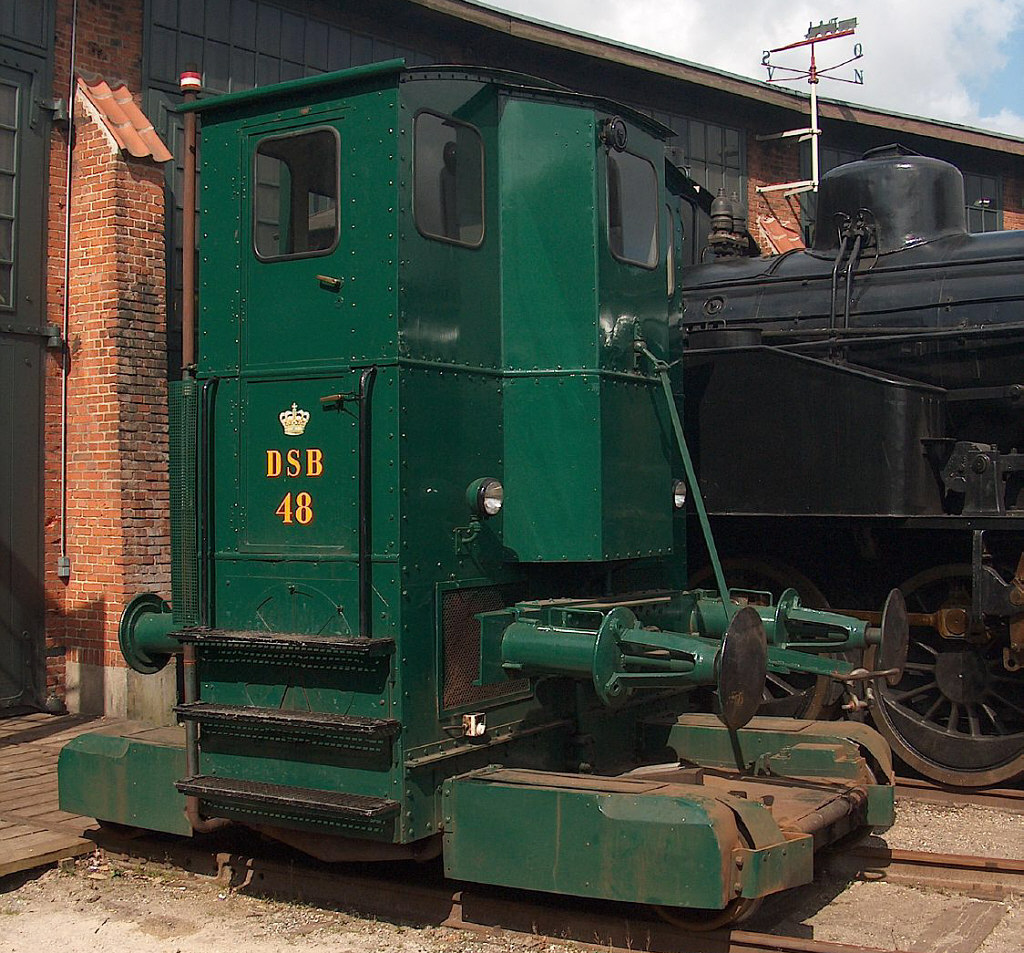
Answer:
top-left (57, 0), bottom-right (79, 580)
top-left (179, 67), bottom-right (201, 374)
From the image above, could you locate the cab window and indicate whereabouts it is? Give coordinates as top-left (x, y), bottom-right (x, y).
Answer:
top-left (608, 150), bottom-right (659, 268)
top-left (414, 111), bottom-right (484, 247)
top-left (254, 128), bottom-right (339, 260)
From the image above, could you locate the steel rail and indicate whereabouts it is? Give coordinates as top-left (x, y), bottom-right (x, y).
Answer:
top-left (87, 826), bottom-right (897, 953)
top-left (895, 776), bottom-right (1024, 814)
top-left (827, 845), bottom-right (1024, 900)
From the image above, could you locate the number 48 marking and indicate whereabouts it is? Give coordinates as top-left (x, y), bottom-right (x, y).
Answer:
top-left (275, 491), bottom-right (314, 525)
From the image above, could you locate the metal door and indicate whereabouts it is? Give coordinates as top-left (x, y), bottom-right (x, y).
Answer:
top-left (0, 53), bottom-right (48, 710)
top-left (220, 102), bottom-right (396, 633)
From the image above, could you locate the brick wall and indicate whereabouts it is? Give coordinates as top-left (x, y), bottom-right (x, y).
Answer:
top-left (745, 136), bottom-right (1024, 249)
top-left (44, 0), bottom-right (170, 714)
top-left (745, 136), bottom-right (808, 253)
top-left (1004, 167), bottom-right (1024, 231)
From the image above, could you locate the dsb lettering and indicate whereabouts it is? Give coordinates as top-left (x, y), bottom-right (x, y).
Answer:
top-left (266, 448), bottom-right (324, 478)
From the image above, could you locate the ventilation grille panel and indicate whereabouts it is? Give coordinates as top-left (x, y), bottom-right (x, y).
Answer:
top-left (441, 586), bottom-right (529, 711)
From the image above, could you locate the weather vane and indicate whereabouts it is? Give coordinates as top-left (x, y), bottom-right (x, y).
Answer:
top-left (756, 16), bottom-right (864, 197)
top-left (761, 17), bottom-right (864, 87)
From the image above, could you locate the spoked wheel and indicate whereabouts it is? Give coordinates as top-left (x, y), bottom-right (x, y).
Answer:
top-left (654, 896), bottom-right (763, 931)
top-left (870, 564), bottom-right (1024, 787)
top-left (691, 558), bottom-right (837, 718)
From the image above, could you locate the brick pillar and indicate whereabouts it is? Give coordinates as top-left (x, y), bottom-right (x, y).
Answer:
top-left (44, 90), bottom-right (172, 717)
top-left (746, 135), bottom-right (806, 253)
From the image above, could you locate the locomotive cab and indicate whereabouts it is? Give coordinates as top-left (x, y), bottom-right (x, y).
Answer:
top-left (59, 62), bottom-right (903, 923)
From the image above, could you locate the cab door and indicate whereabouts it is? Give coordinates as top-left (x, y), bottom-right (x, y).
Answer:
top-left (223, 103), bottom-right (397, 633)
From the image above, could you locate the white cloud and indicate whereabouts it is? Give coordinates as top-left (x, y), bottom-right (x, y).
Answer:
top-left (492, 0), bottom-right (1024, 136)
top-left (978, 108), bottom-right (1024, 136)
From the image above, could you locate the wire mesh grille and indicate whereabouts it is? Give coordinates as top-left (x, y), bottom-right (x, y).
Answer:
top-left (169, 379), bottom-right (199, 625)
top-left (441, 586), bottom-right (529, 711)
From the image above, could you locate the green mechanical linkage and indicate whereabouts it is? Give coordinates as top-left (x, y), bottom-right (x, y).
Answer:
top-left (478, 600), bottom-right (770, 728)
top-left (477, 586), bottom-right (909, 727)
top-left (642, 587), bottom-right (909, 686)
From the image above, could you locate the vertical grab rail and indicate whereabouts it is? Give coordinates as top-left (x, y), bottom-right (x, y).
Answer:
top-left (357, 367), bottom-right (378, 638)
top-left (197, 377), bottom-right (219, 629)
top-left (637, 345), bottom-right (733, 616)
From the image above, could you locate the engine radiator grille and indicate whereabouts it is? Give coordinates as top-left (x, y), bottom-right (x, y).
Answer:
top-left (441, 586), bottom-right (529, 711)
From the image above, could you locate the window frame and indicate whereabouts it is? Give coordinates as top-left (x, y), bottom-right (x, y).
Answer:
top-left (412, 108), bottom-right (486, 250)
top-left (251, 124), bottom-right (341, 263)
top-left (606, 147), bottom-right (660, 270)
top-left (0, 78), bottom-right (20, 310)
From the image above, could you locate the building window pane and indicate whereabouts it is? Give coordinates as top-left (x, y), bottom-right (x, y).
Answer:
top-left (658, 111), bottom-right (745, 265)
top-left (607, 150), bottom-right (659, 268)
top-left (254, 128), bottom-right (339, 260)
top-left (0, 80), bottom-right (17, 307)
top-left (964, 172), bottom-right (1002, 233)
top-left (414, 111), bottom-right (484, 247)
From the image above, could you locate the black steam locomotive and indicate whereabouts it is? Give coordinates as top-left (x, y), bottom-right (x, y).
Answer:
top-left (676, 145), bottom-right (1024, 786)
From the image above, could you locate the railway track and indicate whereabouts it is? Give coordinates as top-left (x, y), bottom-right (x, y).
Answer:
top-left (895, 776), bottom-right (1024, 814)
top-left (826, 845), bottom-right (1024, 900)
top-left (84, 823), bottom-right (1021, 953)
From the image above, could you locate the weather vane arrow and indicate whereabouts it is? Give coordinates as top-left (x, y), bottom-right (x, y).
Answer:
top-left (756, 15), bottom-right (865, 197)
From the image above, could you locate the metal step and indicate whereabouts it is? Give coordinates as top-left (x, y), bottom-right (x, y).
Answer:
top-left (176, 775), bottom-right (400, 821)
top-left (174, 629), bottom-right (394, 655)
top-left (174, 702), bottom-right (401, 739)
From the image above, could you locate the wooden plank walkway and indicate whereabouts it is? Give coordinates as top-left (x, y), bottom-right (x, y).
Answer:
top-left (0, 712), bottom-right (118, 879)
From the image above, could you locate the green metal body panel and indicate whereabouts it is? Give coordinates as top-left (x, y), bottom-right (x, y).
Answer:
top-left (497, 97), bottom-right (672, 561)
top-left (398, 77), bottom-right (502, 370)
top-left (443, 767), bottom-right (739, 908)
top-left (443, 765), bottom-right (815, 907)
top-left (58, 726), bottom-right (191, 836)
top-left (499, 99), bottom-right (598, 372)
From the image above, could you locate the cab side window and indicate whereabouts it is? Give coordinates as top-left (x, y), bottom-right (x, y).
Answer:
top-left (608, 150), bottom-right (659, 268)
top-left (414, 111), bottom-right (484, 247)
top-left (254, 128), bottom-right (339, 260)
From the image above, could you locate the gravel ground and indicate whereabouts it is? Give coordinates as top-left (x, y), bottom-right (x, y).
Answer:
top-left (1, 794), bottom-right (1022, 953)
top-left (0, 856), bottom-right (571, 953)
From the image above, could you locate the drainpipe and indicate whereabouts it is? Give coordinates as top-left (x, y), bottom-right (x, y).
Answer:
top-left (176, 68), bottom-right (229, 835)
top-left (57, 0), bottom-right (79, 582)
top-left (179, 67), bottom-right (200, 376)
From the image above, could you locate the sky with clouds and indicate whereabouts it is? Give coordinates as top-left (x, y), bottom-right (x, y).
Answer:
top-left (489, 0), bottom-right (1024, 137)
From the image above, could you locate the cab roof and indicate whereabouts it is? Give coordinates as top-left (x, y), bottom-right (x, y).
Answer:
top-left (175, 58), bottom-right (673, 139)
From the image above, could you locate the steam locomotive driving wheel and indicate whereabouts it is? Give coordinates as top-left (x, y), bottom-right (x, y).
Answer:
top-left (869, 565), bottom-right (1024, 787)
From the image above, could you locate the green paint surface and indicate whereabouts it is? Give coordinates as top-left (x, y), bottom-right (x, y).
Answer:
top-left (58, 727), bottom-right (191, 836)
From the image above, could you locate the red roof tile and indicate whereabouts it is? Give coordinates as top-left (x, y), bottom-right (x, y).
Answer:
top-left (78, 75), bottom-right (173, 164)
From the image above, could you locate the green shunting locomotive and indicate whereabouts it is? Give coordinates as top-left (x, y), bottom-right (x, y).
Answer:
top-left (58, 62), bottom-right (909, 924)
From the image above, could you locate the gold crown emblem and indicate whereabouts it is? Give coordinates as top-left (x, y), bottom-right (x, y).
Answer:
top-left (279, 402), bottom-right (310, 436)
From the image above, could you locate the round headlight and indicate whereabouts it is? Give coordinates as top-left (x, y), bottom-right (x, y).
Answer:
top-left (672, 480), bottom-right (687, 510)
top-left (480, 480), bottom-right (504, 517)
top-left (467, 478), bottom-right (504, 519)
